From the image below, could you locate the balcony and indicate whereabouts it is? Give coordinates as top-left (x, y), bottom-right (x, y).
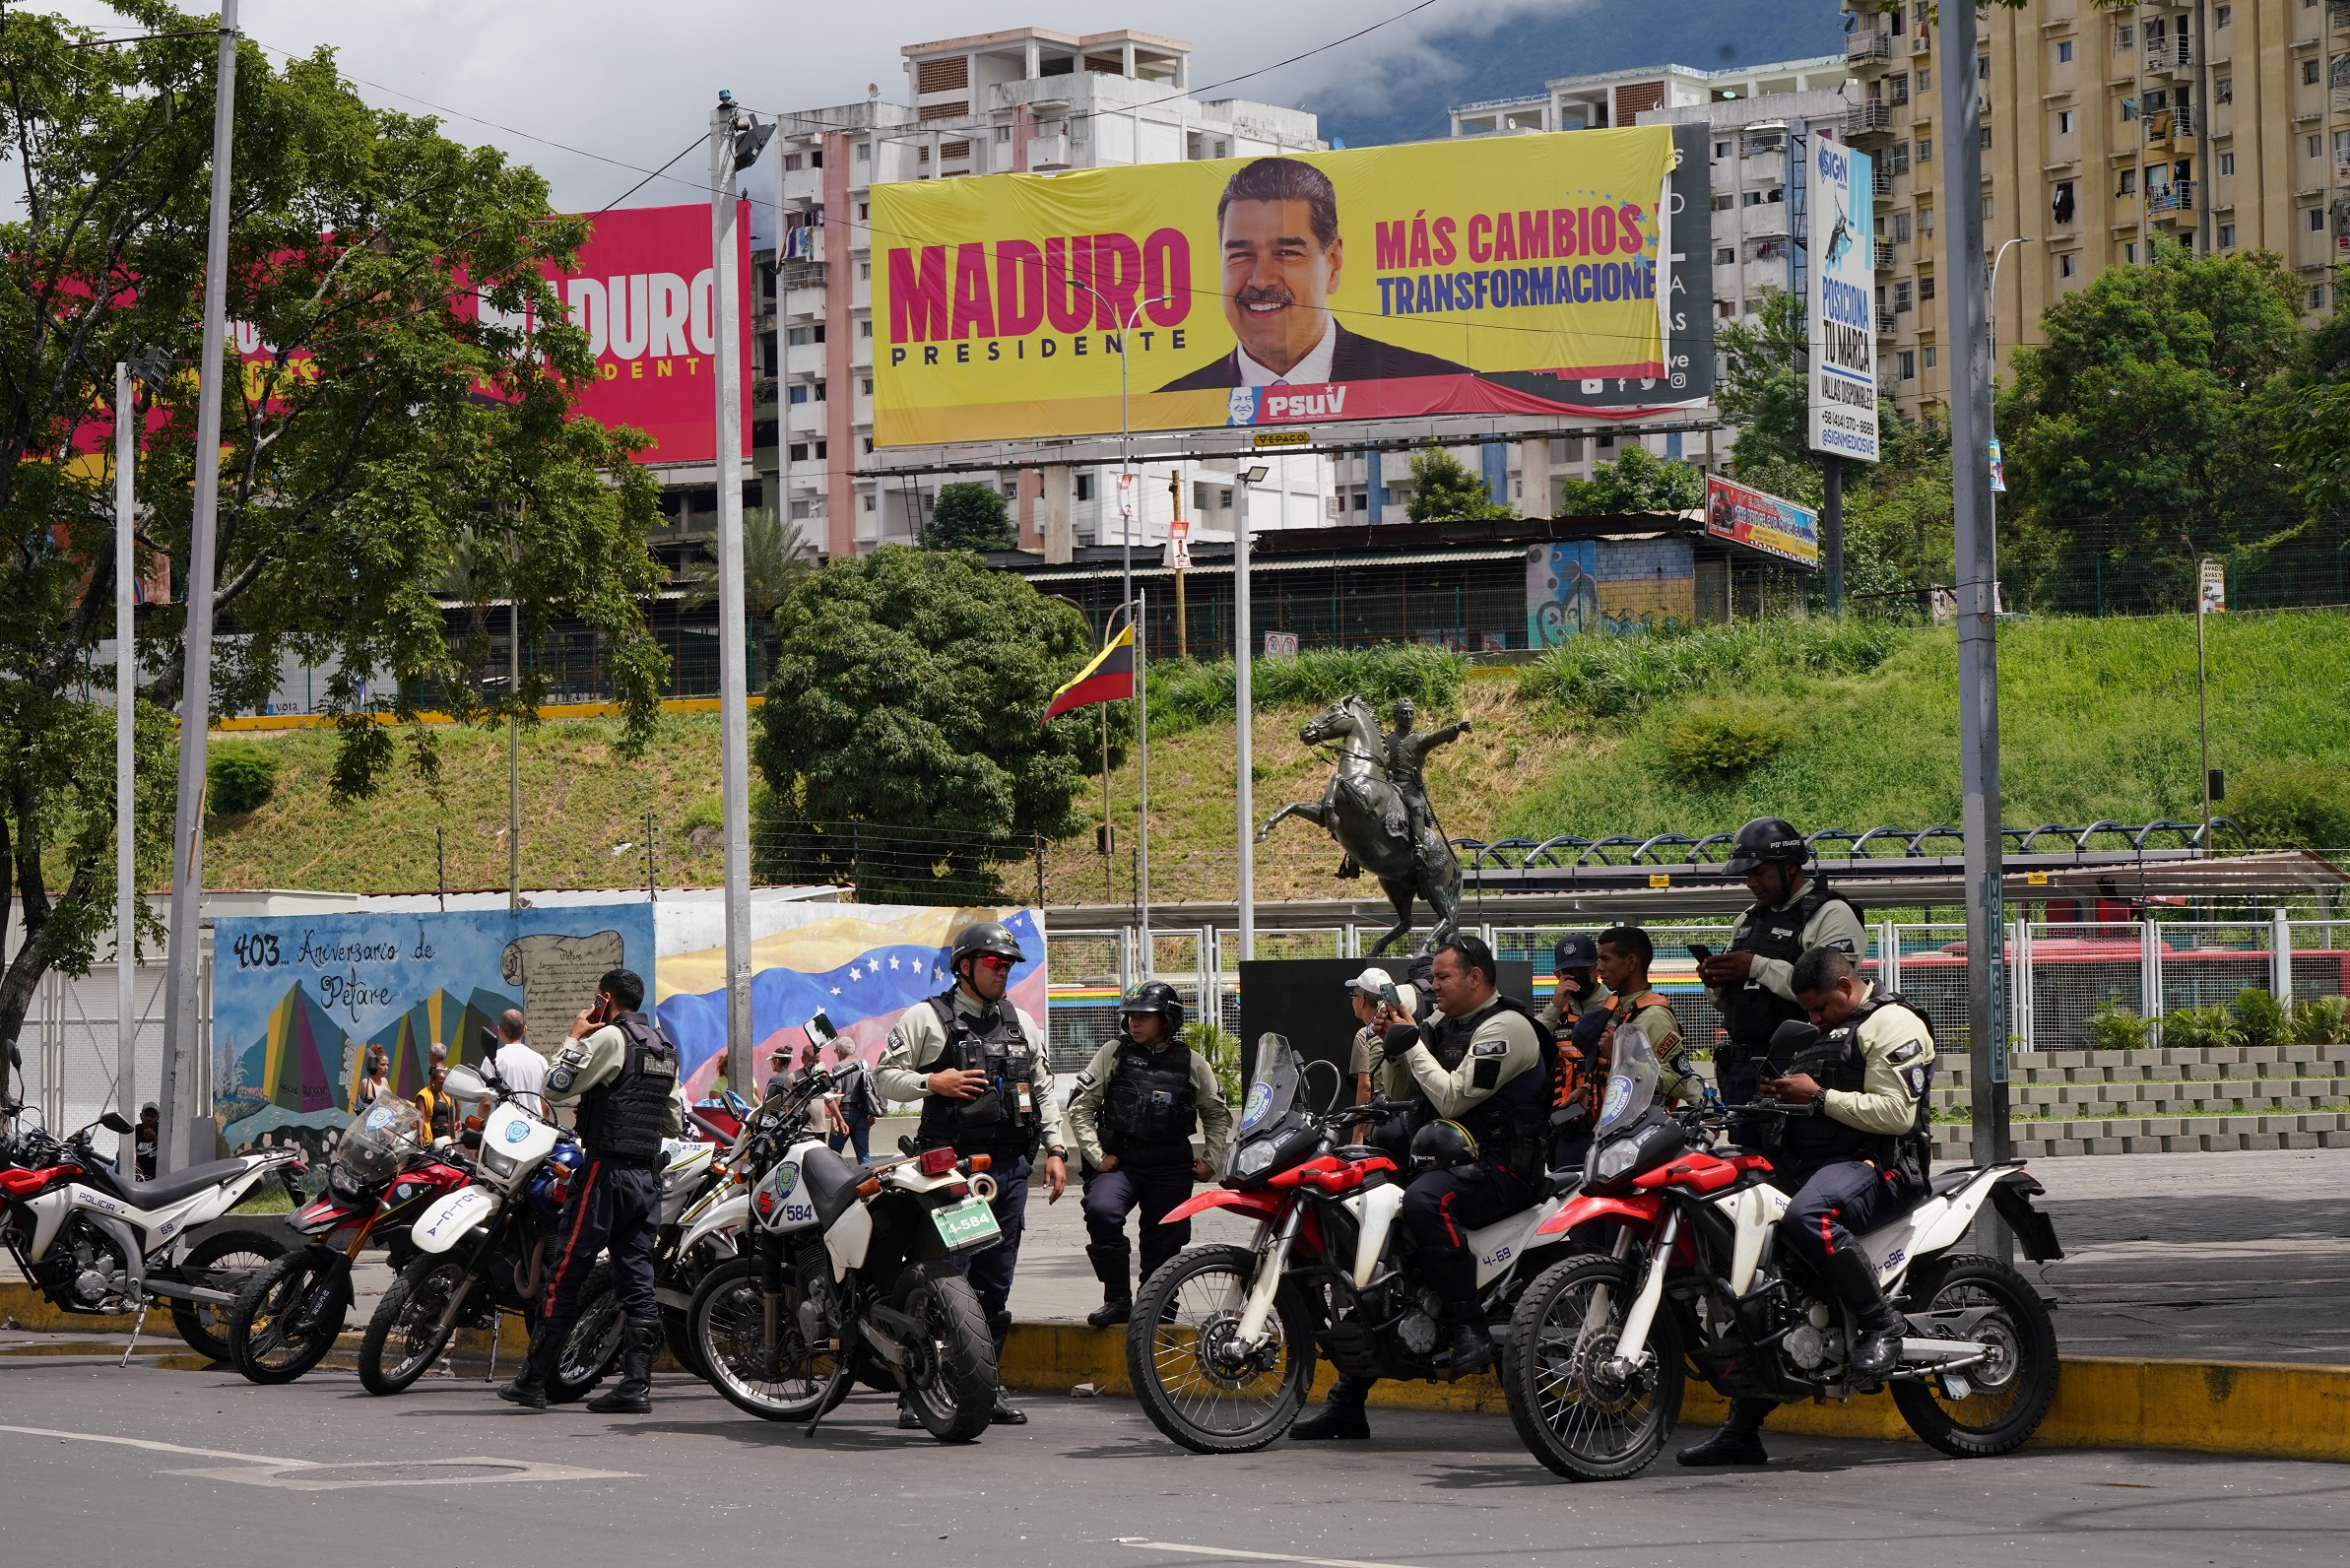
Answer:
top-left (1875, 306), bottom-right (1897, 333)
top-left (1846, 101), bottom-right (1897, 142)
top-left (2143, 37), bottom-right (2194, 77)
top-left (1847, 31), bottom-right (1896, 71)
top-left (1873, 161), bottom-right (1897, 200)
top-left (1026, 132), bottom-right (1069, 167)
top-left (1874, 236), bottom-right (1897, 269)
top-left (2146, 179), bottom-right (2195, 216)
top-left (2332, 0), bottom-right (2350, 32)
top-left (1739, 200), bottom-right (1795, 238)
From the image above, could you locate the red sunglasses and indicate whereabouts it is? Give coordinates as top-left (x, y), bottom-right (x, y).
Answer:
top-left (973, 953), bottom-right (1015, 972)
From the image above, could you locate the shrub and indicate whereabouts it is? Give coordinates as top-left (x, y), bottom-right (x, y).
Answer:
top-left (1146, 644), bottom-right (1465, 738)
top-left (2160, 1004), bottom-right (2240, 1052)
top-left (681, 796), bottom-right (723, 831)
top-left (2086, 998), bottom-right (2151, 1052)
top-left (207, 742), bottom-right (282, 816)
top-left (2227, 761), bottom-right (2350, 850)
top-left (1185, 1019), bottom-right (1243, 1110)
top-left (1661, 701), bottom-right (1795, 779)
top-left (2290, 995), bottom-right (2348, 1046)
top-left (2232, 986), bottom-right (2290, 1051)
top-left (1519, 618), bottom-right (1908, 720)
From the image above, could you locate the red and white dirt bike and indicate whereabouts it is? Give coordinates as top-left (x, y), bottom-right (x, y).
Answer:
top-left (1125, 1033), bottom-right (1584, 1454)
top-left (1497, 1024), bottom-right (2064, 1481)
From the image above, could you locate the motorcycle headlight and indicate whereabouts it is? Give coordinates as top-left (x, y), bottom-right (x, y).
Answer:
top-left (1230, 1140), bottom-right (1277, 1180)
top-left (478, 1144), bottom-right (520, 1182)
top-left (1593, 1137), bottom-right (1643, 1183)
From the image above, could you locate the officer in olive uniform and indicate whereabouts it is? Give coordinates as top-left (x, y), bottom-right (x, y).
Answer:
top-left (1292, 935), bottom-right (1549, 1441)
top-left (500, 966), bottom-right (683, 1413)
top-left (1067, 981), bottom-right (1233, 1329)
top-left (876, 919), bottom-right (1068, 1426)
top-left (1678, 945), bottom-right (1935, 1468)
top-left (1698, 817), bottom-right (1867, 1108)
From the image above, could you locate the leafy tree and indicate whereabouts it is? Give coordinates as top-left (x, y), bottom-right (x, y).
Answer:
top-left (923, 481), bottom-right (1016, 552)
top-left (675, 507), bottom-right (814, 686)
top-left (1404, 449), bottom-right (1513, 523)
top-left (1561, 443), bottom-right (1707, 514)
top-left (1714, 287), bottom-right (1811, 473)
top-left (752, 547), bottom-right (1119, 902)
top-left (0, 5), bottom-right (663, 1078)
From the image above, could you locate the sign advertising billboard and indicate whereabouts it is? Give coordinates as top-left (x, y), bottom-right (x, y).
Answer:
top-left (1805, 138), bottom-right (1878, 463)
top-left (1705, 475), bottom-right (1820, 567)
top-left (873, 126), bottom-right (1712, 446)
top-left (476, 201), bottom-right (753, 467)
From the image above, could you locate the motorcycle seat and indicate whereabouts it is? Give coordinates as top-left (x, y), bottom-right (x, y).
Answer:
top-left (1927, 1166), bottom-right (1979, 1198)
top-left (90, 1156), bottom-right (259, 1209)
top-left (799, 1143), bottom-right (865, 1229)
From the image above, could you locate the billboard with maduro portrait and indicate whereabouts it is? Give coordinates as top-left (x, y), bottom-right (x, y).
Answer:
top-left (873, 124), bottom-right (1712, 445)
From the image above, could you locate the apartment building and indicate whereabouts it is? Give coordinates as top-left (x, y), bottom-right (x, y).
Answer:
top-left (760, 27), bottom-right (1336, 559)
top-left (1846, 0), bottom-right (2350, 419)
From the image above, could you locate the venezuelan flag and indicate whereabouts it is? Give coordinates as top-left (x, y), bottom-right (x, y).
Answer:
top-left (1041, 624), bottom-right (1134, 724)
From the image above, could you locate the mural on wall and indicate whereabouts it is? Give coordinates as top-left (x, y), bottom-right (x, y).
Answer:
top-left (656, 905), bottom-right (1046, 1102)
top-left (1527, 538), bottom-right (1697, 646)
top-left (210, 904), bottom-right (656, 1149)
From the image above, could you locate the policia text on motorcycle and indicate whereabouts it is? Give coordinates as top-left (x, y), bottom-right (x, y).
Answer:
top-left (1678, 944), bottom-right (1936, 1468)
top-left (1066, 981), bottom-right (1233, 1329)
top-left (1292, 935), bottom-right (1550, 1441)
top-left (1697, 817), bottom-right (1869, 1107)
top-left (876, 920), bottom-right (1069, 1427)
top-left (500, 966), bottom-right (682, 1414)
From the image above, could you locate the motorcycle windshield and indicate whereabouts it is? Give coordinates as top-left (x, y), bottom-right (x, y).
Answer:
top-left (338, 1098), bottom-right (424, 1187)
top-left (1593, 1024), bottom-right (1661, 1140)
top-left (1236, 1033), bottom-right (1301, 1139)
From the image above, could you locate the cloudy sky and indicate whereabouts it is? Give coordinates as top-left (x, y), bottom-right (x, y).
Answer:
top-left (46, 0), bottom-right (1604, 211)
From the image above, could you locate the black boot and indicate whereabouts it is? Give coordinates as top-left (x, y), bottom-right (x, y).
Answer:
top-left (897, 1392), bottom-right (924, 1430)
top-left (1085, 1243), bottom-right (1133, 1329)
top-left (497, 1319), bottom-right (564, 1410)
top-left (1676, 1399), bottom-right (1774, 1466)
top-left (1290, 1375), bottom-right (1372, 1440)
top-left (987, 1309), bottom-right (1027, 1426)
top-left (586, 1319), bottom-right (655, 1413)
top-left (1421, 1248), bottom-right (1493, 1376)
top-left (1821, 1248), bottom-right (1906, 1383)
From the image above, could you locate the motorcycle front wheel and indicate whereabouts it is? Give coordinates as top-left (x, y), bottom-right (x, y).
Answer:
top-left (1125, 1243), bottom-right (1317, 1455)
top-left (893, 1261), bottom-right (996, 1444)
top-left (1501, 1254), bottom-right (1683, 1482)
top-left (547, 1261), bottom-right (625, 1404)
top-left (228, 1248), bottom-right (348, 1384)
top-left (359, 1256), bottom-right (471, 1396)
top-left (1890, 1254), bottom-right (2058, 1457)
top-left (170, 1229), bottom-right (290, 1363)
top-left (687, 1256), bottom-right (848, 1421)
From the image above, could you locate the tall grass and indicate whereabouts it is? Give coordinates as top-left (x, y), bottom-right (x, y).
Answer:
top-left (1147, 644), bottom-right (1466, 738)
top-left (1519, 618), bottom-right (1910, 718)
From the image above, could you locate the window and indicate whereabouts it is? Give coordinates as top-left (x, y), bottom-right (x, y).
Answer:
top-left (2218, 77), bottom-right (2233, 103)
top-left (861, 377), bottom-right (873, 394)
top-left (2313, 135), bottom-right (2327, 159)
top-left (2216, 3), bottom-right (2232, 24)
top-left (2056, 109), bottom-right (2075, 135)
top-left (1919, 206), bottom-right (1934, 235)
top-left (1923, 345), bottom-right (1937, 368)
top-left (2144, 89), bottom-right (2168, 113)
top-left (1070, 118), bottom-right (1087, 143)
top-left (857, 202), bottom-right (870, 220)
top-left (1076, 474), bottom-right (1094, 501)
top-left (2124, 240), bottom-right (2138, 262)
top-left (862, 494), bottom-right (875, 512)
top-left (1917, 136), bottom-right (1933, 163)
top-left (814, 381), bottom-right (826, 402)
top-left (2056, 39), bottom-right (2074, 64)
top-left (1983, 193), bottom-right (1994, 220)
top-left (2315, 286), bottom-right (2330, 310)
top-left (1890, 141), bottom-right (1911, 174)
top-left (788, 443), bottom-right (809, 461)
top-left (1895, 279), bottom-right (1914, 311)
top-left (1715, 140), bottom-right (1730, 159)
top-left (2053, 180), bottom-right (2076, 224)
top-left (2119, 167), bottom-right (2137, 194)
top-left (1977, 54), bottom-right (1991, 80)
top-left (2314, 207), bottom-right (2330, 232)
top-left (2057, 251), bottom-right (2079, 277)
top-left (788, 385), bottom-right (810, 404)
top-left (859, 261), bottom-right (872, 279)
top-left (2219, 152), bottom-right (2236, 175)
top-left (855, 144), bottom-right (870, 162)
top-left (1742, 189), bottom-right (1765, 207)
top-left (2218, 223), bottom-right (2236, 247)
top-left (1892, 211), bottom-right (1913, 243)
top-left (1715, 246), bottom-right (1735, 265)
top-left (995, 126), bottom-right (1012, 143)
top-left (1981, 124), bottom-right (1992, 148)
top-left (786, 326), bottom-right (823, 346)
top-left (1890, 72), bottom-right (1910, 105)
top-left (2306, 59), bottom-right (2323, 86)
top-left (2337, 128), bottom-right (2350, 166)
top-left (858, 320), bottom-right (873, 338)
top-left (1898, 350), bottom-right (1918, 379)
top-left (1712, 193), bottom-right (1735, 212)
top-left (2121, 98), bottom-right (2137, 123)
top-left (783, 154), bottom-right (803, 171)
top-left (1919, 274), bottom-right (1936, 300)
top-left (1917, 67), bottom-right (1931, 92)
top-left (1716, 298), bottom-right (1735, 318)
top-left (2116, 23), bottom-right (2133, 47)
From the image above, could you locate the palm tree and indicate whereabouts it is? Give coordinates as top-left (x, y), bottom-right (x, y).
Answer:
top-left (677, 506), bottom-right (816, 688)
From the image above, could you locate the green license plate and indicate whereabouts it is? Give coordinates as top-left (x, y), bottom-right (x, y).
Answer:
top-left (932, 1196), bottom-right (1002, 1252)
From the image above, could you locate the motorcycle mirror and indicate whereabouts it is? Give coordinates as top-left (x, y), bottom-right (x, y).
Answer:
top-left (442, 1064), bottom-right (490, 1101)
top-left (724, 1089), bottom-right (751, 1116)
top-left (804, 1011), bottom-right (839, 1048)
top-left (1767, 1019), bottom-right (1821, 1058)
top-left (898, 1135), bottom-right (918, 1156)
top-left (6, 1039), bottom-right (20, 1070)
top-left (99, 1111), bottom-right (136, 1135)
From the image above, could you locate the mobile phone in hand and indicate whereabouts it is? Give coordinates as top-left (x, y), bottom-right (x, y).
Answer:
top-left (1687, 944), bottom-right (1714, 964)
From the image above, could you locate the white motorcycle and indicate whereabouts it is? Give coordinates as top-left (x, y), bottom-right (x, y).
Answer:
top-left (0, 1056), bottom-right (295, 1361)
top-left (684, 1062), bottom-right (1004, 1440)
top-left (558, 1115), bottom-right (741, 1383)
top-left (1497, 1022), bottom-right (2064, 1480)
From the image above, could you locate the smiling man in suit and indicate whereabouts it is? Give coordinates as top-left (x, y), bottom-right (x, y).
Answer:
top-left (1158, 157), bottom-right (1469, 392)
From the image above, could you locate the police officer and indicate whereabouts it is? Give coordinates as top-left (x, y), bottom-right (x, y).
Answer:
top-left (1677, 945), bottom-right (1934, 1468)
top-left (1067, 981), bottom-right (1232, 1329)
top-left (1291, 935), bottom-right (1548, 1441)
top-left (1698, 817), bottom-right (1867, 1107)
top-left (1537, 934), bottom-right (1606, 1166)
top-left (875, 919), bottom-right (1067, 1426)
top-left (499, 966), bottom-right (681, 1413)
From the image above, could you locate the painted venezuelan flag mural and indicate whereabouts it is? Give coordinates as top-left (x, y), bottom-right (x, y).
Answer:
top-left (655, 904), bottom-right (1047, 1101)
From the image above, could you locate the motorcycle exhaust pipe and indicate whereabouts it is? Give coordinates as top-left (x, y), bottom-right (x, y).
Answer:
top-left (969, 1172), bottom-right (999, 1203)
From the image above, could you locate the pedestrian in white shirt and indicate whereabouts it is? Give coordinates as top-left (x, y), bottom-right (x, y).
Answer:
top-left (492, 1009), bottom-right (551, 1117)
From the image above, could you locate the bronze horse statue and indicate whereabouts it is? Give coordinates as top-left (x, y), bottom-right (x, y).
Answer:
top-left (1256, 694), bottom-right (1464, 956)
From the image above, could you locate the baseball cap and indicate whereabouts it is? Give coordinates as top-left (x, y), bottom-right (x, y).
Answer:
top-left (1553, 933), bottom-right (1599, 969)
top-left (1345, 966), bottom-right (1417, 1020)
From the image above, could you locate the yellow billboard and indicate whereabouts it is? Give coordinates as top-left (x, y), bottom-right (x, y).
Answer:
top-left (872, 128), bottom-right (1683, 446)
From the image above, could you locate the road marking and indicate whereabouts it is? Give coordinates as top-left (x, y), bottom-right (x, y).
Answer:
top-left (165, 1457), bottom-right (638, 1491)
top-left (0, 1423), bottom-right (303, 1467)
top-left (1111, 1541), bottom-right (1435, 1568)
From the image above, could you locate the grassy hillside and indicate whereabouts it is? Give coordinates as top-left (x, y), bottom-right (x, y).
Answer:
top-left (197, 612), bottom-right (2350, 901)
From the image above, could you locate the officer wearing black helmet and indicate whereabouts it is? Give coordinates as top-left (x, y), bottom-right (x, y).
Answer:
top-left (1698, 817), bottom-right (1868, 1107)
top-left (1291, 934), bottom-right (1547, 1441)
top-left (876, 918), bottom-right (1068, 1426)
top-left (1066, 981), bottom-right (1232, 1328)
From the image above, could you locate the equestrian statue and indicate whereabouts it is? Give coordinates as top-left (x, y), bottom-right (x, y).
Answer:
top-left (1256, 695), bottom-right (1469, 956)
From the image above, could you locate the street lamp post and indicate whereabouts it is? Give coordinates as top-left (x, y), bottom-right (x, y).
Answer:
top-left (1986, 236), bottom-right (2033, 558)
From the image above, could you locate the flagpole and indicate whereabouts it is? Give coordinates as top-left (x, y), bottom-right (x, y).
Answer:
top-left (1136, 589), bottom-right (1151, 984)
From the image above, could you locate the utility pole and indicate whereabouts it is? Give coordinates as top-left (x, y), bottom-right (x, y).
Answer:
top-left (1234, 466), bottom-right (1267, 964)
top-left (158, 0), bottom-right (239, 1175)
top-left (711, 93), bottom-right (771, 1099)
top-left (508, 587), bottom-right (520, 910)
top-left (1821, 454), bottom-right (1844, 612)
top-left (1938, 0), bottom-right (2011, 1205)
top-left (114, 362), bottom-right (138, 1173)
top-left (1137, 588), bottom-right (1151, 980)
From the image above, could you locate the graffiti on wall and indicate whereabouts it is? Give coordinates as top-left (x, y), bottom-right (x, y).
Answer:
top-left (1526, 538), bottom-right (1697, 646)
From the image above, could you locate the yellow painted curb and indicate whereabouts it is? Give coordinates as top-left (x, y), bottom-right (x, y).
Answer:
top-left (1003, 1323), bottom-right (2350, 1464)
top-left (210, 694), bottom-right (762, 734)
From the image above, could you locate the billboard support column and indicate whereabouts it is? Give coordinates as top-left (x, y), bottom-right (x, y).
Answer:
top-left (160, 0), bottom-right (239, 1175)
top-left (1821, 454), bottom-right (1844, 612)
top-left (1234, 466), bottom-right (1267, 963)
top-left (1042, 467), bottom-right (1074, 564)
top-left (1937, 0), bottom-right (2011, 1221)
top-left (711, 95), bottom-right (755, 1099)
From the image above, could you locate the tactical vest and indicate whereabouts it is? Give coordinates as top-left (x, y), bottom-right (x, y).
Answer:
top-left (1100, 1037), bottom-right (1198, 1156)
top-left (1780, 992), bottom-right (1933, 1166)
top-left (1553, 1000), bottom-right (1610, 1113)
top-left (913, 993), bottom-right (1043, 1160)
top-left (1419, 994), bottom-right (1552, 1180)
top-left (577, 1013), bottom-right (680, 1162)
top-left (1721, 882), bottom-right (1863, 1058)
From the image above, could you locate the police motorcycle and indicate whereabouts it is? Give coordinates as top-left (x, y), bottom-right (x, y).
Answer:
top-left (558, 1113), bottom-right (740, 1382)
top-left (355, 1061), bottom-right (614, 1399)
top-left (1125, 1034), bottom-right (1581, 1455)
top-left (0, 1045), bottom-right (294, 1362)
top-left (1497, 1020), bottom-right (2064, 1481)
top-left (684, 1054), bottom-right (1004, 1440)
top-left (224, 1097), bottom-right (475, 1383)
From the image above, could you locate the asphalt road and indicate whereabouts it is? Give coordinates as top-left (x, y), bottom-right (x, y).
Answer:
top-left (0, 1357), bottom-right (2344, 1567)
